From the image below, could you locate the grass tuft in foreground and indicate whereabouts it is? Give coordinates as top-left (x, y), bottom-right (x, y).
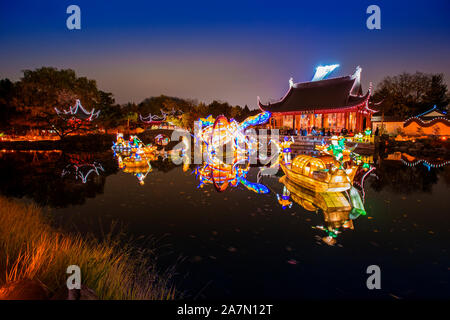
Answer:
top-left (0, 196), bottom-right (176, 299)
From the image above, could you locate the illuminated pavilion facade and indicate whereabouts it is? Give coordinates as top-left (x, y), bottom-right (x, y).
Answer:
top-left (258, 66), bottom-right (376, 133)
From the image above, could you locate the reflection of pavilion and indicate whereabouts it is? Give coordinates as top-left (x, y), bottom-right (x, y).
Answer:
top-left (61, 153), bottom-right (104, 183)
top-left (384, 152), bottom-right (450, 170)
top-left (61, 161), bottom-right (104, 183)
top-left (279, 176), bottom-right (362, 246)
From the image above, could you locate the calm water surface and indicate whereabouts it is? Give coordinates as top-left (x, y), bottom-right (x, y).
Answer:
top-left (0, 150), bottom-right (449, 299)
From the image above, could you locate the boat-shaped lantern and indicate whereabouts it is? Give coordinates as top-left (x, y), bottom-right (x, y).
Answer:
top-left (280, 154), bottom-right (358, 192)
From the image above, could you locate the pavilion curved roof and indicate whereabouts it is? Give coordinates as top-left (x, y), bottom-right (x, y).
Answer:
top-left (258, 74), bottom-right (370, 113)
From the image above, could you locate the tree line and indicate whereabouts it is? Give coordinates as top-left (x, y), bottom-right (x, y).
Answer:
top-left (0, 67), bottom-right (257, 136)
top-left (0, 67), bottom-right (448, 136)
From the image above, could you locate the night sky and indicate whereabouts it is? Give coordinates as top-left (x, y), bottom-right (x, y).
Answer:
top-left (1, 0), bottom-right (449, 108)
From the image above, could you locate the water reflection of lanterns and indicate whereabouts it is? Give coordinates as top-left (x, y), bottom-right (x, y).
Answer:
top-left (279, 176), bottom-right (366, 245)
top-left (122, 160), bottom-right (152, 185)
top-left (119, 150), bottom-right (158, 185)
top-left (276, 185), bottom-right (293, 209)
top-left (112, 133), bottom-right (159, 185)
top-left (195, 156), bottom-right (269, 194)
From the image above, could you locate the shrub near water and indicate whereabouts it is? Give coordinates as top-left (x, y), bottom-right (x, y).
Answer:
top-left (0, 197), bottom-right (176, 299)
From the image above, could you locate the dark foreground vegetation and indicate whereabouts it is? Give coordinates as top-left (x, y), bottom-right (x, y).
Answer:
top-left (0, 196), bottom-right (176, 299)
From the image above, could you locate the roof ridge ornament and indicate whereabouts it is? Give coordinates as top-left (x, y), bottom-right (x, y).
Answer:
top-left (351, 66), bottom-right (362, 80)
top-left (350, 66), bottom-right (363, 96)
top-left (289, 77), bottom-right (295, 88)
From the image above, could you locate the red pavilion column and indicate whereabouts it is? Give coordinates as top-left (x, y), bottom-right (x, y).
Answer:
top-left (344, 112), bottom-right (348, 130)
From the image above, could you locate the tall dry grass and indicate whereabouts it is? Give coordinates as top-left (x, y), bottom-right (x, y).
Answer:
top-left (0, 196), bottom-right (176, 299)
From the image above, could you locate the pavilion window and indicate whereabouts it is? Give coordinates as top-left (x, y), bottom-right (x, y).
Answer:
top-left (349, 112), bottom-right (357, 131)
top-left (337, 113), bottom-right (345, 130)
top-left (300, 114), bottom-right (308, 129)
top-left (329, 113), bottom-right (337, 130)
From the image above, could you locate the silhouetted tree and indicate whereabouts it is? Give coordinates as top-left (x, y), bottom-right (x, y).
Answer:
top-left (373, 72), bottom-right (448, 118)
top-left (10, 67), bottom-right (114, 131)
top-left (423, 74), bottom-right (449, 110)
top-left (0, 79), bottom-right (17, 131)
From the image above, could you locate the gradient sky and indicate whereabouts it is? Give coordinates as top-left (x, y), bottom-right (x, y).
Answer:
top-left (1, 0), bottom-right (449, 108)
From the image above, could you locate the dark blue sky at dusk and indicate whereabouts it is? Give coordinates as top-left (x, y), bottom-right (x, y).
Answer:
top-left (1, 0), bottom-right (449, 108)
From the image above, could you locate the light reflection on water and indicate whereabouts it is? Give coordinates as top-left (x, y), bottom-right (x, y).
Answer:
top-left (0, 150), bottom-right (449, 299)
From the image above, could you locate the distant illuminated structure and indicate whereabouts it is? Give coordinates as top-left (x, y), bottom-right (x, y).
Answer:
top-left (258, 65), bottom-right (376, 133)
top-left (402, 105), bottom-right (450, 136)
top-left (140, 108), bottom-right (180, 124)
top-left (122, 158), bottom-right (153, 185)
top-left (400, 153), bottom-right (450, 170)
top-left (194, 156), bottom-right (270, 194)
top-left (277, 185), bottom-right (293, 209)
top-left (55, 99), bottom-right (100, 121)
top-left (140, 113), bottom-right (167, 125)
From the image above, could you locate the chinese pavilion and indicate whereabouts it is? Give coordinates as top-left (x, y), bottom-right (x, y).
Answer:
top-left (54, 99), bottom-right (100, 121)
top-left (258, 66), bottom-right (376, 133)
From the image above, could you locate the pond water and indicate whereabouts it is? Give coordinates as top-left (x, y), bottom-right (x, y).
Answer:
top-left (0, 150), bottom-right (449, 300)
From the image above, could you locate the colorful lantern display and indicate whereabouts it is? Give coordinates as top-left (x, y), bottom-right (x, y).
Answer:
top-left (193, 111), bottom-right (271, 193)
top-left (112, 133), bottom-right (159, 185)
top-left (279, 175), bottom-right (365, 245)
top-left (112, 133), bottom-right (157, 155)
